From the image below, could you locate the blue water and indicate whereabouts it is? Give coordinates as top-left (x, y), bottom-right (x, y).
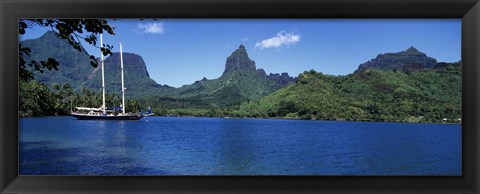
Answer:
top-left (19, 116), bottom-right (461, 175)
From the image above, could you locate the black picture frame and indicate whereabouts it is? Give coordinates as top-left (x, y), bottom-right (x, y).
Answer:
top-left (1, 0), bottom-right (479, 193)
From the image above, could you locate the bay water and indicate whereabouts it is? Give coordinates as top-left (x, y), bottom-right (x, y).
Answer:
top-left (19, 116), bottom-right (461, 175)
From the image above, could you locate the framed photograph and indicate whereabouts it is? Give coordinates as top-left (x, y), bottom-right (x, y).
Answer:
top-left (1, 0), bottom-right (479, 193)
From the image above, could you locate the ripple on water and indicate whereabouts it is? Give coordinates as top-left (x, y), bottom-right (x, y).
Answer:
top-left (20, 116), bottom-right (461, 175)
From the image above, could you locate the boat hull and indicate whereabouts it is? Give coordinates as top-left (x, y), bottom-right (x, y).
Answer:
top-left (70, 114), bottom-right (143, 120)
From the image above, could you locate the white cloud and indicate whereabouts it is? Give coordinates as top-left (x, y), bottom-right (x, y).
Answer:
top-left (136, 22), bottom-right (165, 34)
top-left (254, 31), bottom-right (300, 51)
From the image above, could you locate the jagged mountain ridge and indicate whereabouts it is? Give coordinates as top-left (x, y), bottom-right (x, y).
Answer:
top-left (222, 44), bottom-right (296, 86)
top-left (21, 31), bottom-right (461, 121)
top-left (20, 31), bottom-right (171, 97)
top-left (257, 69), bottom-right (296, 86)
top-left (356, 47), bottom-right (438, 72)
top-left (165, 45), bottom-right (296, 106)
top-left (22, 32), bottom-right (295, 103)
top-left (81, 52), bottom-right (172, 97)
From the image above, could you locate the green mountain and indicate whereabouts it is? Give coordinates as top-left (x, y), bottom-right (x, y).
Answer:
top-left (21, 31), bottom-right (93, 87)
top-left (222, 44), bottom-right (256, 74)
top-left (21, 32), bottom-right (295, 110)
top-left (156, 45), bottom-right (295, 107)
top-left (20, 31), bottom-right (171, 97)
top-left (237, 58), bottom-right (461, 123)
top-left (80, 52), bottom-right (172, 97)
top-left (22, 31), bottom-right (460, 123)
top-left (356, 47), bottom-right (438, 72)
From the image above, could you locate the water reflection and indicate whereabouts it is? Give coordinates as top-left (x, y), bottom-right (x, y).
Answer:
top-left (20, 116), bottom-right (462, 175)
top-left (215, 119), bottom-right (255, 174)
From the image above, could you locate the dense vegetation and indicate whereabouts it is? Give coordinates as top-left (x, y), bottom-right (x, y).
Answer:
top-left (357, 47), bottom-right (438, 72)
top-left (21, 34), bottom-right (294, 106)
top-left (21, 31), bottom-right (95, 87)
top-left (237, 65), bottom-right (461, 123)
top-left (19, 19), bottom-right (115, 81)
top-left (21, 63), bottom-right (461, 124)
top-left (19, 80), bottom-right (141, 117)
top-left (19, 30), bottom-right (461, 123)
top-left (137, 68), bottom-right (282, 116)
top-left (21, 31), bottom-right (171, 97)
top-left (80, 52), bottom-right (172, 97)
top-left (143, 64), bottom-right (461, 123)
top-left (165, 69), bottom-right (281, 103)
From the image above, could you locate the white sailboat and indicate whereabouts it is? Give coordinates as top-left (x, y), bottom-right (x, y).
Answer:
top-left (70, 34), bottom-right (144, 120)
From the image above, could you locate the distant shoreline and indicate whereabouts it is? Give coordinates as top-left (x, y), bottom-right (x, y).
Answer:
top-left (154, 115), bottom-right (461, 124)
top-left (19, 114), bottom-right (462, 125)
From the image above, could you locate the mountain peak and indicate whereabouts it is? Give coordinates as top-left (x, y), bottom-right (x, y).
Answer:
top-left (357, 47), bottom-right (437, 72)
top-left (36, 31), bottom-right (64, 44)
top-left (222, 44), bottom-right (256, 75)
top-left (405, 46), bottom-right (419, 53)
top-left (41, 30), bottom-right (56, 37)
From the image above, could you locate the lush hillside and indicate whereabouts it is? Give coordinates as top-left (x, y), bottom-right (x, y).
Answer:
top-left (19, 80), bottom-right (142, 117)
top-left (172, 45), bottom-right (294, 99)
top-left (147, 47), bottom-right (461, 123)
top-left (81, 52), bottom-right (173, 97)
top-left (237, 64), bottom-right (461, 123)
top-left (356, 47), bottom-right (438, 72)
top-left (21, 31), bottom-right (93, 87)
top-left (21, 31), bottom-right (171, 97)
top-left (20, 32), bottom-right (295, 114)
top-left (20, 32), bottom-right (461, 123)
top-left (148, 45), bottom-right (296, 109)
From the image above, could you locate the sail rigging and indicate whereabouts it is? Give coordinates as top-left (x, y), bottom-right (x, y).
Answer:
top-left (69, 34), bottom-right (144, 120)
top-left (120, 43), bottom-right (126, 115)
top-left (100, 34), bottom-right (106, 114)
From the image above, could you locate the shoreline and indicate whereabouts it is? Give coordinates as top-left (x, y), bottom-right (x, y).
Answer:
top-left (19, 114), bottom-right (462, 125)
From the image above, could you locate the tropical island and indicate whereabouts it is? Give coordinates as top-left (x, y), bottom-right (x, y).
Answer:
top-left (19, 31), bottom-right (461, 123)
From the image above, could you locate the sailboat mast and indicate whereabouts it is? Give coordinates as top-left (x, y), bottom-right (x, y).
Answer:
top-left (100, 34), bottom-right (106, 114)
top-left (120, 43), bottom-right (126, 115)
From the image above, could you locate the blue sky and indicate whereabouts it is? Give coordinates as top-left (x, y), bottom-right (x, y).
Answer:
top-left (21, 19), bottom-right (461, 88)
